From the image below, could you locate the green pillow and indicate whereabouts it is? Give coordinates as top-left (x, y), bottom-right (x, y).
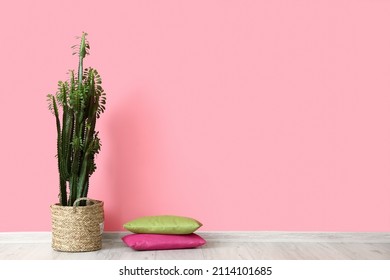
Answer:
top-left (123, 215), bottom-right (202, 234)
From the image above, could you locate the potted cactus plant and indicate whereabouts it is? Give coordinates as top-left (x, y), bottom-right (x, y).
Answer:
top-left (47, 32), bottom-right (107, 252)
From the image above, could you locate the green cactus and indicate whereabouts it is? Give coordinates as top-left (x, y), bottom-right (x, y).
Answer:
top-left (47, 33), bottom-right (106, 206)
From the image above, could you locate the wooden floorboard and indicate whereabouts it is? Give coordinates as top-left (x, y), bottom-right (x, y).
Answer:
top-left (0, 232), bottom-right (389, 260)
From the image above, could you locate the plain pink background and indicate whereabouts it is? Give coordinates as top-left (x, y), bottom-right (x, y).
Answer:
top-left (0, 1), bottom-right (389, 232)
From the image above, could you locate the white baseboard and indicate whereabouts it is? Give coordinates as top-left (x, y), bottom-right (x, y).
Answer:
top-left (103, 231), bottom-right (390, 243)
top-left (1, 231), bottom-right (389, 244)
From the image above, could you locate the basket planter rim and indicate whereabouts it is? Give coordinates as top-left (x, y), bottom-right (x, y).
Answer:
top-left (50, 199), bottom-right (104, 208)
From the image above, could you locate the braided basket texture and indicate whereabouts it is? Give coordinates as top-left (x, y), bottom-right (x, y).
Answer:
top-left (51, 199), bottom-right (104, 252)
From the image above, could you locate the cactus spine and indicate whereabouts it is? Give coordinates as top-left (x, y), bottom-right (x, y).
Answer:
top-left (47, 33), bottom-right (106, 206)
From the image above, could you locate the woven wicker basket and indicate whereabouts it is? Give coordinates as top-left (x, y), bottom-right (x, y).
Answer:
top-left (51, 198), bottom-right (104, 252)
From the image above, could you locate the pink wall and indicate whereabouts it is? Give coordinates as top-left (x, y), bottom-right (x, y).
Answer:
top-left (1, 1), bottom-right (390, 232)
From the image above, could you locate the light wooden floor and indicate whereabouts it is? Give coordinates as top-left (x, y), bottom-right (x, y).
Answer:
top-left (1, 232), bottom-right (390, 260)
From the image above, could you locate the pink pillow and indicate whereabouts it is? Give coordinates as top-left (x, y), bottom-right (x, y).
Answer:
top-left (122, 233), bottom-right (206, 251)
